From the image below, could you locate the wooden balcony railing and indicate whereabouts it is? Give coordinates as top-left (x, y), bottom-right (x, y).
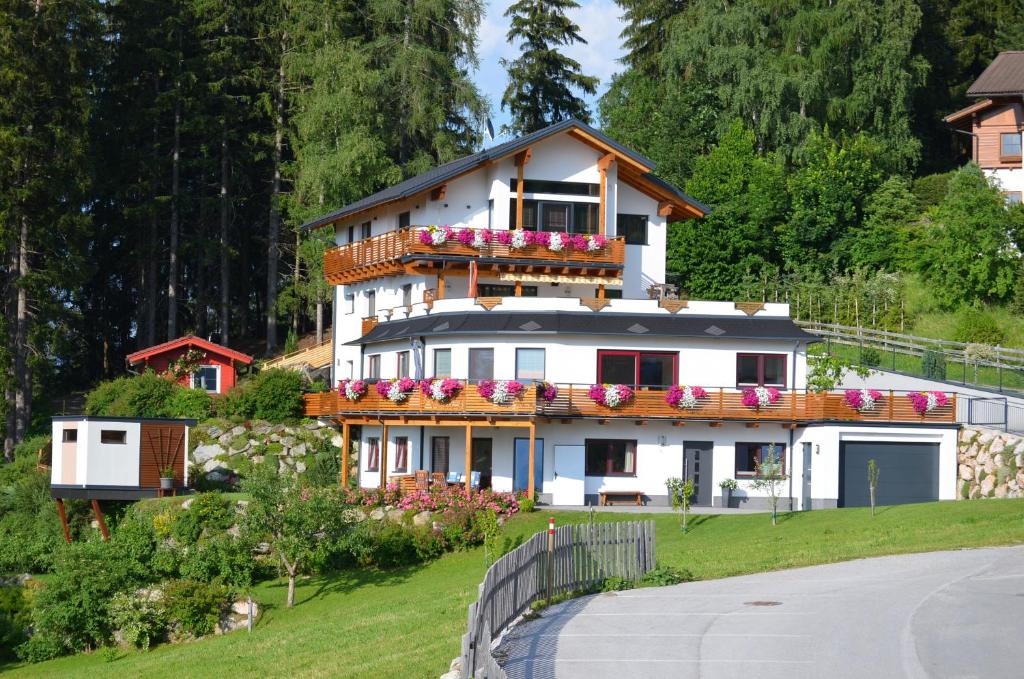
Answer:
top-left (305, 385), bottom-right (957, 425)
top-left (324, 227), bottom-right (626, 284)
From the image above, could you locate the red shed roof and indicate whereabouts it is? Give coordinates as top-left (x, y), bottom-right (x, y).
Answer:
top-left (126, 336), bottom-right (254, 365)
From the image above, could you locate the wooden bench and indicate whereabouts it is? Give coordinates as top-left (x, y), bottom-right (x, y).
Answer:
top-left (598, 490), bottom-right (644, 506)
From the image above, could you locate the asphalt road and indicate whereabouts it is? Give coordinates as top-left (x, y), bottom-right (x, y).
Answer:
top-left (497, 546), bottom-right (1024, 679)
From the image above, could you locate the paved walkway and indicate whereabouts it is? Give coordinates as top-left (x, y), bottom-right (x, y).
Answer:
top-left (496, 546), bottom-right (1024, 679)
top-left (545, 505), bottom-right (765, 515)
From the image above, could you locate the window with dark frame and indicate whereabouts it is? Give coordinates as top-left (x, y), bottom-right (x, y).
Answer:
top-left (508, 198), bottom-right (599, 233)
top-left (398, 211), bottom-right (411, 229)
top-left (62, 429), bottom-right (77, 443)
top-left (367, 355), bottom-right (381, 379)
top-left (432, 437), bottom-right (450, 473)
top-left (1000, 132), bottom-right (1022, 161)
top-left (361, 221), bottom-right (371, 239)
top-left (396, 351), bottom-right (410, 378)
top-left (468, 348), bottom-right (494, 382)
top-left (509, 178), bottom-right (599, 196)
top-left (478, 283), bottom-right (537, 297)
top-left (515, 348), bottom-right (545, 380)
top-left (347, 225), bottom-right (355, 243)
top-left (100, 430), bottom-right (127, 445)
top-left (367, 290), bottom-right (375, 317)
top-left (734, 443), bottom-right (786, 478)
top-left (596, 287), bottom-right (623, 299)
top-left (585, 439), bottom-right (637, 476)
top-left (433, 348), bottom-right (452, 377)
top-left (192, 366), bottom-right (219, 392)
top-left (736, 353), bottom-right (787, 388)
top-left (367, 438), bottom-right (380, 471)
top-left (597, 350), bottom-right (677, 387)
top-left (394, 436), bottom-right (409, 472)
top-left (616, 214), bottom-right (648, 245)
top-left (401, 284), bottom-right (412, 307)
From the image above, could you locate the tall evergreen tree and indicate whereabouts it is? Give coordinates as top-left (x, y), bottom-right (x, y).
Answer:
top-left (616, 0), bottom-right (687, 75)
top-left (500, 0), bottom-right (598, 135)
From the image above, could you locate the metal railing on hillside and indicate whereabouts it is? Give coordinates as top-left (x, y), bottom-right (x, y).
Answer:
top-left (460, 519), bottom-right (656, 679)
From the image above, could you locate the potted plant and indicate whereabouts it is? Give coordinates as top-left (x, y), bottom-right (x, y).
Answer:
top-left (159, 466), bottom-right (176, 490)
top-left (719, 478), bottom-right (738, 508)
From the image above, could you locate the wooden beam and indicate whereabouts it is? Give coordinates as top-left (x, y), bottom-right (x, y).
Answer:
top-left (430, 184), bottom-right (447, 201)
top-left (708, 422), bottom-right (723, 428)
top-left (380, 423), bottom-right (389, 490)
top-left (634, 420), bottom-right (645, 426)
top-left (91, 499), bottom-right (109, 541)
top-left (515, 280), bottom-right (523, 297)
top-left (437, 272), bottom-right (446, 300)
top-left (745, 422), bottom-right (760, 428)
top-left (781, 422), bottom-right (798, 430)
top-left (341, 421), bottom-right (351, 488)
top-left (671, 421), bottom-right (686, 427)
top-left (514, 148), bottom-right (531, 229)
top-left (598, 153), bottom-right (614, 236)
top-left (527, 421), bottom-right (536, 501)
top-left (657, 201), bottom-right (673, 217)
top-left (597, 284), bottom-right (605, 300)
top-left (55, 498), bottom-right (71, 544)
top-left (464, 423), bottom-right (473, 493)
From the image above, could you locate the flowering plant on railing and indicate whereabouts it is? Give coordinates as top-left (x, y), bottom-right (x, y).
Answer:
top-left (588, 384), bottom-right (634, 408)
top-left (419, 377), bottom-right (463, 403)
top-left (418, 225), bottom-right (455, 245)
top-left (907, 390), bottom-right (949, 415)
top-left (665, 385), bottom-right (709, 410)
top-left (537, 380), bottom-right (558, 403)
top-left (375, 377), bottom-right (417, 403)
top-left (477, 379), bottom-right (526, 405)
top-left (338, 378), bottom-right (368, 402)
top-left (741, 386), bottom-right (780, 409)
top-left (548, 231), bottom-right (569, 252)
top-left (844, 388), bottom-right (883, 412)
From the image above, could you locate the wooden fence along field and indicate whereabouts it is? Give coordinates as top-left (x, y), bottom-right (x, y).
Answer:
top-left (460, 519), bottom-right (656, 679)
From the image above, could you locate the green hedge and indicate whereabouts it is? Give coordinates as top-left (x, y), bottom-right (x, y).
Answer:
top-left (85, 371), bottom-right (212, 419)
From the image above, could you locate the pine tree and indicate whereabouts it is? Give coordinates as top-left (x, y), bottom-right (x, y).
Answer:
top-left (616, 0), bottom-right (687, 75)
top-left (500, 0), bottom-right (598, 135)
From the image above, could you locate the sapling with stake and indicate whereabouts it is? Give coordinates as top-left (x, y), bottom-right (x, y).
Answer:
top-left (666, 477), bottom-right (695, 532)
top-left (751, 444), bottom-right (788, 526)
top-left (868, 458), bottom-right (880, 517)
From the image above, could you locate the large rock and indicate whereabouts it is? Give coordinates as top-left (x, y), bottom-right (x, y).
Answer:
top-left (994, 484), bottom-right (1008, 498)
top-left (980, 475), bottom-right (996, 497)
top-left (959, 465), bottom-right (973, 481)
top-left (205, 469), bottom-right (230, 483)
top-left (386, 509), bottom-right (405, 523)
top-left (231, 599), bottom-right (258, 617)
top-left (369, 508), bottom-right (386, 521)
top-left (290, 443), bottom-right (307, 457)
top-left (192, 444), bottom-right (225, 464)
top-left (295, 461), bottom-right (306, 474)
top-left (203, 457), bottom-right (223, 473)
top-left (205, 425), bottom-right (223, 438)
top-left (990, 437), bottom-right (1006, 455)
top-left (230, 425), bottom-right (247, 437)
top-left (412, 511), bottom-right (433, 527)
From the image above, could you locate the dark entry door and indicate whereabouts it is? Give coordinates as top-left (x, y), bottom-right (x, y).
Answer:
top-left (472, 438), bottom-right (493, 489)
top-left (683, 441), bottom-right (714, 505)
top-left (840, 441), bottom-right (940, 507)
top-left (513, 438), bottom-right (543, 495)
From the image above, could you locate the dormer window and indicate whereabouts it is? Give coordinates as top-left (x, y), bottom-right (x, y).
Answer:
top-left (1001, 132), bottom-right (1021, 162)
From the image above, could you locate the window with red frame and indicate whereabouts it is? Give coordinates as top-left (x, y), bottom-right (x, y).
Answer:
top-left (597, 350), bottom-right (676, 387)
top-left (585, 439), bottom-right (637, 476)
top-left (394, 437), bottom-right (409, 473)
top-left (734, 442), bottom-right (786, 478)
top-left (736, 353), bottom-right (786, 388)
top-left (366, 438), bottom-right (380, 471)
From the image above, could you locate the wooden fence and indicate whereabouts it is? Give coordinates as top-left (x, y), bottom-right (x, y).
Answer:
top-left (460, 519), bottom-right (656, 679)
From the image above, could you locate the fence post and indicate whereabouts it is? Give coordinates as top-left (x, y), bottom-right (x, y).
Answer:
top-left (546, 516), bottom-right (555, 604)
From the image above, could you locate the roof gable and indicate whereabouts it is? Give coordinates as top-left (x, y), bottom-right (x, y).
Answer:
top-left (126, 336), bottom-right (254, 365)
top-left (967, 52), bottom-right (1024, 97)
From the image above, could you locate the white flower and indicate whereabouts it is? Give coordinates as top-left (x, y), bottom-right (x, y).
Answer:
top-left (678, 386), bottom-right (698, 409)
top-left (430, 381), bottom-right (446, 401)
top-left (858, 389), bottom-right (877, 411)
top-left (430, 229), bottom-right (447, 245)
top-left (548, 234), bottom-right (564, 252)
top-left (492, 380), bottom-right (513, 404)
top-left (344, 383), bottom-right (360, 400)
top-left (472, 231), bottom-right (488, 248)
top-left (926, 392), bottom-right (938, 412)
top-left (387, 382), bottom-right (408, 403)
top-left (754, 386), bottom-right (773, 408)
top-left (586, 236), bottom-right (601, 251)
top-left (510, 230), bottom-right (528, 249)
top-left (604, 385), bottom-right (623, 408)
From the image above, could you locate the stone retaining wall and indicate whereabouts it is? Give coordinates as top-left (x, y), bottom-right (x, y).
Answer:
top-left (958, 426), bottom-right (1024, 499)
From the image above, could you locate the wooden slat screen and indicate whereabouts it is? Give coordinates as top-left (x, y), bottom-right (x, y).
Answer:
top-left (139, 423), bottom-right (187, 488)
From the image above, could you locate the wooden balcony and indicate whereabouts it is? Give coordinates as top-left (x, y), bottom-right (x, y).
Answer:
top-left (324, 227), bottom-right (626, 285)
top-left (305, 385), bottom-right (957, 426)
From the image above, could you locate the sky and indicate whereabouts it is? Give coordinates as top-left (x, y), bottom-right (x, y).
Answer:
top-left (474, 0), bottom-right (627, 146)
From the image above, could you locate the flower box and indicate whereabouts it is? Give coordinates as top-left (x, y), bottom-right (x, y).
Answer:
top-left (665, 385), bottom-right (709, 410)
top-left (588, 384), bottom-right (634, 408)
top-left (477, 380), bottom-right (526, 405)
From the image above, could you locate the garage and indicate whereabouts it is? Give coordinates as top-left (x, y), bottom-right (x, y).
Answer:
top-left (839, 441), bottom-right (940, 507)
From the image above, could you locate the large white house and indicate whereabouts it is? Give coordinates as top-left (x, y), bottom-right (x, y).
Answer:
top-left (302, 119), bottom-right (959, 509)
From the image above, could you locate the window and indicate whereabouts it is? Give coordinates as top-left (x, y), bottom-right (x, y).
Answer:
top-left (100, 430), bottom-right (127, 445)
top-left (573, 203), bottom-right (599, 235)
top-left (597, 350), bottom-right (677, 387)
top-left (596, 287), bottom-right (623, 299)
top-left (488, 199), bottom-right (494, 228)
top-left (361, 221), bottom-right (371, 239)
top-left (432, 437), bottom-right (449, 473)
top-left (62, 429), bottom-right (77, 443)
top-left (396, 351), bottom-right (410, 378)
top-left (736, 353), bottom-right (787, 388)
top-left (469, 348), bottom-right (494, 381)
top-left (516, 348), bottom-right (545, 380)
top-left (347, 225), bottom-right (355, 244)
top-left (433, 349), bottom-right (452, 377)
top-left (367, 291), bottom-right (375, 317)
top-left (1000, 132), bottom-right (1022, 161)
top-left (367, 355), bottom-right (381, 379)
top-left (617, 214), bottom-right (648, 245)
top-left (585, 439), bottom-right (637, 476)
top-left (366, 438), bottom-right (380, 471)
top-left (345, 292), bottom-right (355, 314)
top-left (510, 178), bottom-right (599, 196)
top-left (398, 211), bottom-right (411, 229)
top-left (394, 437), bottom-right (409, 473)
top-left (478, 283), bottom-right (537, 297)
top-left (401, 284), bottom-right (412, 307)
top-left (192, 365), bottom-right (219, 392)
top-left (508, 198), bottom-right (598, 232)
top-left (1004, 191), bottom-right (1023, 206)
top-left (542, 202), bottom-right (570, 231)
top-left (509, 199), bottom-right (538, 230)
top-left (346, 360), bottom-right (354, 379)
top-left (734, 443), bottom-right (786, 478)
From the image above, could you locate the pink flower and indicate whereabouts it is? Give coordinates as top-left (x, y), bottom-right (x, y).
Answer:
top-left (418, 229), bottom-right (433, 245)
top-left (457, 228), bottom-right (474, 245)
top-left (496, 230), bottom-right (513, 245)
top-left (588, 384), bottom-right (607, 405)
top-left (537, 381), bottom-right (558, 403)
top-left (374, 380), bottom-right (390, 398)
top-left (569, 234), bottom-right (588, 250)
top-left (532, 231), bottom-right (549, 246)
top-left (591, 234), bottom-right (607, 248)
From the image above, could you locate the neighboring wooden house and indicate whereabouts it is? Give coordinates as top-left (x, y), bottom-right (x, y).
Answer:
top-left (126, 335), bottom-right (254, 394)
top-left (944, 51), bottom-right (1024, 204)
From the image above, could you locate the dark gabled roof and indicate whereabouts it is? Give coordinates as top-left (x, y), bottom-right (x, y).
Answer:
top-left (349, 311), bottom-right (816, 346)
top-left (126, 335), bottom-right (254, 365)
top-left (302, 119), bottom-right (708, 230)
top-left (967, 52), bottom-right (1024, 97)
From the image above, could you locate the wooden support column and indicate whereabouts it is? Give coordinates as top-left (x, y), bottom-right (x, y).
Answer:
top-left (515, 280), bottom-right (523, 297)
top-left (598, 153), bottom-right (614, 236)
top-left (527, 421), bottom-right (536, 501)
top-left (464, 423), bottom-right (473, 493)
top-left (514, 148), bottom-right (532, 229)
top-left (597, 284), bottom-right (605, 300)
top-left (380, 423), bottom-right (389, 490)
top-left (340, 421), bottom-right (350, 488)
top-left (91, 499), bottom-right (109, 541)
top-left (437, 271), bottom-right (446, 300)
top-left (55, 498), bottom-right (71, 544)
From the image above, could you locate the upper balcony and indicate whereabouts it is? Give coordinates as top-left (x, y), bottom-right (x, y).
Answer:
top-left (324, 226), bottom-right (626, 286)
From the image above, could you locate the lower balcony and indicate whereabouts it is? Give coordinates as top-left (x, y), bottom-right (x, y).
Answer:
top-left (304, 384), bottom-right (957, 426)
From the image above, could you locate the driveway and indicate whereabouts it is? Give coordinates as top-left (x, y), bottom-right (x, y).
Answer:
top-left (497, 546), bottom-right (1024, 679)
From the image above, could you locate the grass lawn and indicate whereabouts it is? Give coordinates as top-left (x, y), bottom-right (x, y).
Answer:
top-left (5, 499), bottom-right (1023, 678)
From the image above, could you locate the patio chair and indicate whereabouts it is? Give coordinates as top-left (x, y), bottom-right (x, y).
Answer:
top-left (430, 471), bottom-right (446, 486)
top-left (415, 469), bottom-right (429, 490)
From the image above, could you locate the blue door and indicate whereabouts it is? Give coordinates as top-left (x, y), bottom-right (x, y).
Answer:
top-left (513, 438), bottom-right (543, 494)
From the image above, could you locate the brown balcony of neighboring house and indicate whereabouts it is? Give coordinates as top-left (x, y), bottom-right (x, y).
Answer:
top-left (323, 227), bottom-right (626, 286)
top-left (304, 384), bottom-right (957, 427)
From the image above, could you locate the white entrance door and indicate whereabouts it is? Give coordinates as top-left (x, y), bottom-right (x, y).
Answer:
top-left (552, 445), bottom-right (585, 505)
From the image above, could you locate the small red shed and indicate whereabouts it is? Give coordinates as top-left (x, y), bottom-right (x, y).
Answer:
top-left (126, 336), bottom-right (254, 394)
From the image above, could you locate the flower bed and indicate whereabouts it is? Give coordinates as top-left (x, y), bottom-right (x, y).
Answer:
top-left (907, 390), bottom-right (949, 415)
top-left (375, 377), bottom-right (417, 403)
top-left (418, 226), bottom-right (607, 253)
top-left (477, 379), bottom-right (526, 405)
top-left (588, 383), bottom-right (634, 408)
top-left (338, 378), bottom-right (367, 402)
top-left (340, 484), bottom-right (522, 516)
top-left (419, 377), bottom-right (462, 403)
top-left (665, 385), bottom-right (708, 410)
top-left (843, 388), bottom-right (883, 412)
top-left (741, 386), bottom-right (780, 409)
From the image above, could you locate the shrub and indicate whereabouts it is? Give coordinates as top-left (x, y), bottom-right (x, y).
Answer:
top-left (171, 492), bottom-right (234, 545)
top-left (162, 579), bottom-right (228, 638)
top-left (911, 171), bottom-right (953, 209)
top-left (216, 368), bottom-right (305, 421)
top-left (109, 590), bottom-right (167, 650)
top-left (165, 386), bottom-right (213, 419)
top-left (859, 347), bottom-right (882, 367)
top-left (179, 535), bottom-right (259, 588)
top-left (361, 521), bottom-right (421, 568)
top-left (921, 349), bottom-right (946, 380)
top-left (0, 585), bottom-right (30, 658)
top-left (640, 565), bottom-right (693, 587)
top-left (953, 309), bottom-right (1004, 345)
top-left (0, 454), bottom-right (69, 574)
top-left (439, 506), bottom-right (485, 550)
top-left (85, 371), bottom-right (211, 419)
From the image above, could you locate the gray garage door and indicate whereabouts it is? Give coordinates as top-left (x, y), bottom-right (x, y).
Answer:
top-left (840, 442), bottom-right (940, 507)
